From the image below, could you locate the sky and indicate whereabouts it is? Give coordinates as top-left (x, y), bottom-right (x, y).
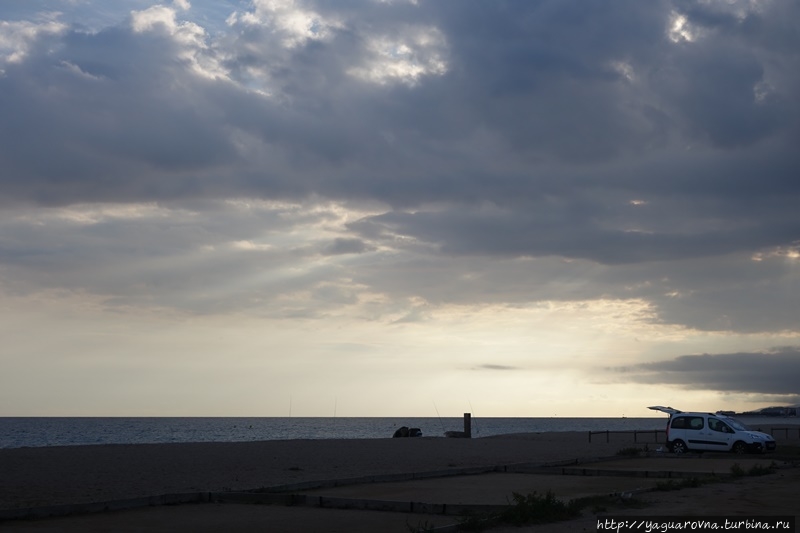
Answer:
top-left (1, 0), bottom-right (799, 418)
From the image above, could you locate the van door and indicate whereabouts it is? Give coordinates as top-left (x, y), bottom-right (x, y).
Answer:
top-left (648, 406), bottom-right (682, 415)
top-left (648, 406), bottom-right (681, 445)
top-left (685, 416), bottom-right (734, 451)
top-left (671, 415), bottom-right (710, 450)
top-left (705, 417), bottom-right (734, 451)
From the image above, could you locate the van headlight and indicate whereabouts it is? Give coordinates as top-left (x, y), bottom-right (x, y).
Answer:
top-left (747, 433), bottom-right (764, 440)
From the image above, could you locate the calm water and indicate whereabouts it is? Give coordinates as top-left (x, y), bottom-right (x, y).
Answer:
top-left (0, 416), bottom-right (789, 449)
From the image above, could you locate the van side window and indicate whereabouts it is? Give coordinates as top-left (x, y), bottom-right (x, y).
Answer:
top-left (708, 416), bottom-right (725, 433)
top-left (670, 416), bottom-right (705, 429)
top-left (671, 416), bottom-right (688, 429)
top-left (670, 416), bottom-right (704, 430)
top-left (709, 418), bottom-right (731, 433)
top-left (688, 417), bottom-right (704, 430)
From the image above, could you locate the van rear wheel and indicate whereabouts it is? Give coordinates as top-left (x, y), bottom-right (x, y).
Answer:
top-left (671, 440), bottom-right (687, 454)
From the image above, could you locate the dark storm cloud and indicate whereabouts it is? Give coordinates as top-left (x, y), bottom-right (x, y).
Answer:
top-left (0, 27), bottom-right (242, 205)
top-left (611, 348), bottom-right (800, 398)
top-left (422, 1), bottom-right (670, 161)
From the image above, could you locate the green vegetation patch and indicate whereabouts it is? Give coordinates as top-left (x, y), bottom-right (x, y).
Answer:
top-left (615, 446), bottom-right (644, 457)
top-left (655, 477), bottom-right (709, 491)
top-left (730, 462), bottom-right (777, 478)
top-left (457, 489), bottom-right (651, 531)
top-left (499, 490), bottom-right (581, 525)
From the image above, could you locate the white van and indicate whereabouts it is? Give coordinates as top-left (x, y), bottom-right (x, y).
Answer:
top-left (648, 406), bottom-right (776, 454)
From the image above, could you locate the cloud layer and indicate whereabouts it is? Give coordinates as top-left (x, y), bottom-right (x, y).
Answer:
top-left (611, 347), bottom-right (800, 405)
top-left (1, 0), bottom-right (799, 413)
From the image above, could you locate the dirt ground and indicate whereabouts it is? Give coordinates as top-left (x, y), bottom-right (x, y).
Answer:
top-left (4, 459), bottom-right (798, 532)
top-left (500, 464), bottom-right (800, 532)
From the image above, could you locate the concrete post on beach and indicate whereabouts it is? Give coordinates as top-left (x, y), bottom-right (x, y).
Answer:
top-left (444, 413), bottom-right (472, 438)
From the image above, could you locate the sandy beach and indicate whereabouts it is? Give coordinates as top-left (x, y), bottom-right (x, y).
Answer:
top-left (0, 432), bottom-right (627, 509)
top-left (1, 429), bottom-right (798, 531)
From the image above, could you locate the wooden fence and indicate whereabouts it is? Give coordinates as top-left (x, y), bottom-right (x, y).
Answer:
top-left (588, 426), bottom-right (800, 443)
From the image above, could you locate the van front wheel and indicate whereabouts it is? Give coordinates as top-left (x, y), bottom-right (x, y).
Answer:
top-left (732, 441), bottom-right (747, 454)
top-left (671, 440), bottom-right (687, 454)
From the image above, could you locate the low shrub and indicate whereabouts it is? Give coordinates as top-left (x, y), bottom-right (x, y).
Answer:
top-left (730, 463), bottom-right (746, 478)
top-left (499, 491), bottom-right (581, 525)
top-left (730, 462), bottom-right (776, 478)
top-left (616, 446), bottom-right (643, 457)
top-left (655, 477), bottom-right (706, 491)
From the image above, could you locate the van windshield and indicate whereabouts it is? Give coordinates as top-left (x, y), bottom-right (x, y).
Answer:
top-left (725, 418), bottom-right (749, 431)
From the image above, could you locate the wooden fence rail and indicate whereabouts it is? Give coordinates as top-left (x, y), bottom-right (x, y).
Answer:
top-left (767, 426), bottom-right (800, 440)
top-left (588, 430), bottom-right (666, 443)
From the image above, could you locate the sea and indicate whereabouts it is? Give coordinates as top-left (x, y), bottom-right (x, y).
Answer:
top-left (1, 416), bottom-right (793, 449)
